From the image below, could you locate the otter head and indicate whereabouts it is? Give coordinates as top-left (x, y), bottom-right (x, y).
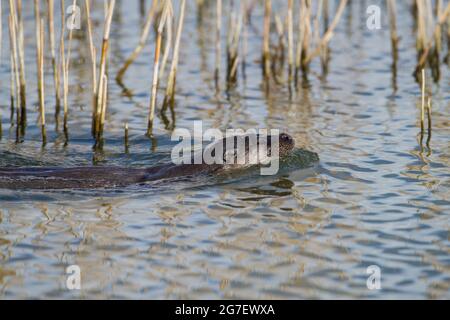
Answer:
top-left (275, 133), bottom-right (296, 157)
top-left (220, 132), bottom-right (295, 169)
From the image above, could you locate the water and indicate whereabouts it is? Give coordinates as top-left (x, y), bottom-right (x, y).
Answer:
top-left (0, 1), bottom-right (449, 299)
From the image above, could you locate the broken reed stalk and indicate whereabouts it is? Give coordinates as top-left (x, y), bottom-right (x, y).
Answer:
top-left (262, 0), bottom-right (271, 78)
top-left (116, 0), bottom-right (159, 81)
top-left (162, 0), bottom-right (186, 108)
top-left (420, 69), bottom-right (425, 132)
top-left (214, 0), bottom-right (222, 89)
top-left (124, 122), bottom-right (129, 151)
top-left (148, 1), bottom-right (172, 135)
top-left (95, 0), bottom-right (116, 136)
top-left (426, 97), bottom-right (432, 135)
top-left (287, 0), bottom-right (294, 81)
top-left (85, 0), bottom-right (97, 121)
top-left (303, 0), bottom-right (347, 66)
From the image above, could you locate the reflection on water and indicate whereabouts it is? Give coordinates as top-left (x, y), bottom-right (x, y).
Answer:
top-left (0, 1), bottom-right (449, 299)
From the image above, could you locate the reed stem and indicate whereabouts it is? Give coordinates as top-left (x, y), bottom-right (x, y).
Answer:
top-left (420, 69), bottom-right (425, 133)
top-left (116, 0), bottom-right (159, 81)
top-left (215, 0), bottom-right (222, 89)
top-left (163, 0), bottom-right (186, 109)
top-left (262, 0), bottom-right (271, 78)
top-left (148, 1), bottom-right (172, 135)
top-left (95, 0), bottom-right (116, 135)
top-left (303, 0), bottom-right (347, 65)
top-left (287, 0), bottom-right (294, 82)
top-left (47, 0), bottom-right (60, 113)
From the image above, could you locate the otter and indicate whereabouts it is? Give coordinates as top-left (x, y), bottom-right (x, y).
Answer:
top-left (0, 133), bottom-right (295, 190)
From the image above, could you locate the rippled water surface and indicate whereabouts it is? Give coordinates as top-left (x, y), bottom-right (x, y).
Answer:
top-left (0, 1), bottom-right (449, 299)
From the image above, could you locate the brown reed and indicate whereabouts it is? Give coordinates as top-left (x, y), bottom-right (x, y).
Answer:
top-left (159, 6), bottom-right (173, 81)
top-left (116, 0), bottom-right (159, 81)
top-left (124, 122), bottom-right (129, 152)
top-left (8, 13), bottom-right (20, 118)
top-left (215, 0), bottom-right (222, 89)
top-left (303, 0), bottom-right (347, 66)
top-left (287, 0), bottom-right (294, 82)
top-left (162, 0), bottom-right (186, 109)
top-left (262, 0), bottom-right (271, 78)
top-left (241, 0), bottom-right (248, 80)
top-left (47, 0), bottom-right (60, 114)
top-left (415, 2), bottom-right (450, 75)
top-left (420, 69), bottom-right (425, 133)
top-left (35, 1), bottom-right (46, 143)
top-left (226, 8), bottom-right (242, 86)
top-left (0, 1), bottom-right (2, 64)
top-left (148, 0), bottom-right (172, 135)
top-left (100, 74), bottom-right (108, 129)
top-left (387, 0), bottom-right (399, 61)
top-left (9, 14), bottom-right (22, 142)
top-left (59, 0), bottom-right (68, 132)
top-left (85, 0), bottom-right (97, 125)
top-left (9, 0), bottom-right (25, 124)
top-left (95, 0), bottom-right (116, 136)
top-left (16, 0), bottom-right (26, 112)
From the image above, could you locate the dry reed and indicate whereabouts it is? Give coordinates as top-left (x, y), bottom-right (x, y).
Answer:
top-left (0, 1), bottom-right (2, 64)
top-left (262, 0), bottom-right (271, 78)
top-left (148, 0), bottom-right (172, 135)
top-left (95, 0), bottom-right (116, 136)
top-left (124, 122), bottom-right (129, 152)
top-left (226, 8), bottom-right (242, 86)
top-left (215, 0), bottom-right (222, 89)
top-left (162, 0), bottom-right (186, 110)
top-left (85, 0), bottom-right (97, 128)
top-left (35, 1), bottom-right (46, 143)
top-left (116, 0), bottom-right (159, 81)
top-left (387, 0), bottom-right (399, 61)
top-left (420, 69), bottom-right (425, 132)
top-left (47, 0), bottom-right (60, 115)
top-left (287, 0), bottom-right (294, 81)
top-left (159, 8), bottom-right (173, 81)
top-left (303, 0), bottom-right (347, 66)
top-left (16, 0), bottom-right (26, 112)
top-left (415, 2), bottom-right (450, 75)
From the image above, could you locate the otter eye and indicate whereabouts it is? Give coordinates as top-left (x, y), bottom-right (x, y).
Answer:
top-left (280, 133), bottom-right (291, 142)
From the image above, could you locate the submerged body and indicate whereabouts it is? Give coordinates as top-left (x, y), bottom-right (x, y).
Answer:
top-left (0, 133), bottom-right (297, 190)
